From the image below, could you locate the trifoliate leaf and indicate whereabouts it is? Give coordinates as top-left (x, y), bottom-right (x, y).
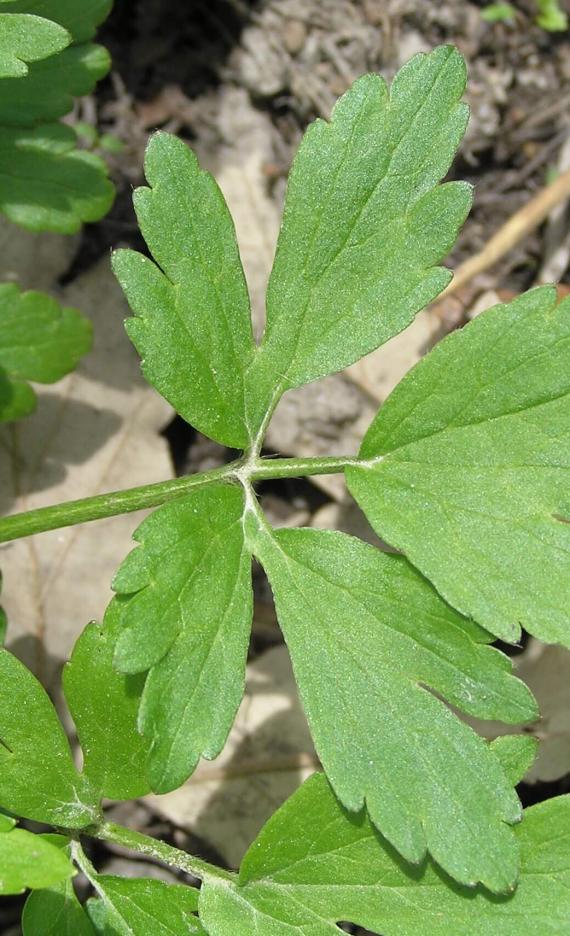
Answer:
top-left (63, 604), bottom-right (151, 802)
top-left (0, 122), bottom-right (113, 233)
top-left (246, 45), bottom-right (471, 435)
top-left (85, 877), bottom-right (206, 935)
top-left (0, 827), bottom-right (73, 896)
top-left (112, 132), bottom-right (256, 449)
top-left (247, 523), bottom-right (537, 892)
top-left (111, 484), bottom-right (253, 792)
top-left (23, 876), bottom-right (96, 935)
top-left (2, 0), bottom-right (112, 43)
top-left (347, 286), bottom-right (570, 646)
top-left (0, 12), bottom-right (69, 77)
top-left (0, 648), bottom-right (97, 826)
top-left (0, 42), bottom-right (110, 126)
top-left (200, 773), bottom-right (570, 936)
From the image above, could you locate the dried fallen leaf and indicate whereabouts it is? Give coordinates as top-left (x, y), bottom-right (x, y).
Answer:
top-left (0, 260), bottom-right (172, 690)
top-left (465, 641), bottom-right (570, 783)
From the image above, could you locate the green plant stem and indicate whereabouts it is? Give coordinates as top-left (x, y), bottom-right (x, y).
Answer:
top-left (0, 454), bottom-right (361, 543)
top-left (85, 820), bottom-right (233, 883)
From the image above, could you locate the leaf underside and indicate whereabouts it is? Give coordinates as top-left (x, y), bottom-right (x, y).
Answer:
top-left (347, 286), bottom-right (570, 646)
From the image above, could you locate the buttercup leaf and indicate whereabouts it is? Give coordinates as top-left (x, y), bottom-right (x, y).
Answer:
top-left (245, 45), bottom-right (471, 436)
top-left (0, 827), bottom-right (74, 896)
top-left (347, 286), bottom-right (570, 645)
top-left (85, 877), bottom-right (206, 935)
top-left (23, 875), bottom-right (96, 936)
top-left (247, 520), bottom-right (536, 892)
top-left (0, 11), bottom-right (69, 77)
top-left (63, 603), bottom-right (151, 802)
top-left (0, 648), bottom-right (97, 826)
top-left (112, 132), bottom-right (256, 448)
top-left (0, 42), bottom-right (110, 126)
top-left (112, 484), bottom-right (253, 792)
top-left (2, 0), bottom-right (112, 43)
top-left (200, 775), bottom-right (570, 935)
top-left (0, 122), bottom-right (113, 233)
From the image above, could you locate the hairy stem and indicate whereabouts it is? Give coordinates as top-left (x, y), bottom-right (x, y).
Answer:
top-left (0, 454), bottom-right (362, 543)
top-left (85, 820), bottom-right (233, 883)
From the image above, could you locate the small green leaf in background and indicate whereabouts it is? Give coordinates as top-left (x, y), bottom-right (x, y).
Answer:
top-left (63, 603), bottom-right (151, 802)
top-left (112, 131), bottom-right (256, 449)
top-left (199, 773), bottom-right (570, 936)
top-left (23, 876), bottom-right (96, 935)
top-left (0, 12), bottom-right (69, 77)
top-left (535, 0), bottom-right (568, 31)
top-left (3, 0), bottom-right (113, 43)
top-left (0, 42), bottom-right (110, 126)
top-left (481, 3), bottom-right (517, 23)
top-left (0, 122), bottom-right (114, 233)
top-left (85, 877), bottom-right (206, 935)
top-left (112, 484), bottom-right (253, 793)
top-left (347, 287), bottom-right (570, 647)
top-left (245, 44), bottom-right (471, 435)
top-left (0, 282), bottom-right (92, 421)
top-left (0, 826), bottom-right (73, 896)
top-left (248, 522), bottom-right (536, 892)
top-left (0, 648), bottom-right (97, 826)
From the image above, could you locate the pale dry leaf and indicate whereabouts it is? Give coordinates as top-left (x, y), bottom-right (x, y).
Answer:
top-left (145, 645), bottom-right (317, 869)
top-left (465, 641), bottom-right (570, 783)
top-left (0, 259), bottom-right (173, 691)
top-left (0, 215), bottom-right (78, 290)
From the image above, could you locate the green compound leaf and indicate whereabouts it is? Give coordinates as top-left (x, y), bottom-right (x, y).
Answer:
top-left (63, 604), bottom-right (151, 802)
top-left (0, 12), bottom-right (69, 77)
top-left (246, 522), bottom-right (537, 892)
top-left (0, 279), bottom-right (91, 373)
top-left (0, 282), bottom-right (92, 421)
top-left (0, 648), bottom-right (97, 827)
top-left (0, 122), bottom-right (113, 233)
top-left (246, 45), bottom-right (471, 434)
top-left (0, 42), bottom-right (110, 126)
top-left (111, 484), bottom-right (253, 793)
top-left (112, 132), bottom-right (256, 449)
top-left (23, 876), bottom-right (96, 935)
top-left (200, 774), bottom-right (570, 936)
top-left (0, 827), bottom-right (73, 896)
top-left (347, 286), bottom-right (570, 646)
top-left (1, 0), bottom-right (112, 43)
top-left (86, 877), bottom-right (205, 935)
